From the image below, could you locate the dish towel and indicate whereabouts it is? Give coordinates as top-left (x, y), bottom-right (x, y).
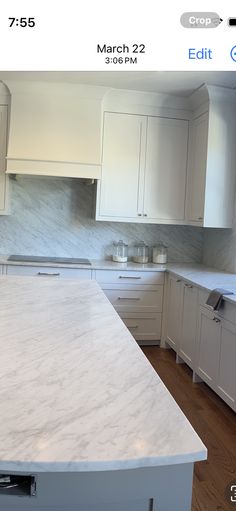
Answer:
top-left (205, 288), bottom-right (234, 311)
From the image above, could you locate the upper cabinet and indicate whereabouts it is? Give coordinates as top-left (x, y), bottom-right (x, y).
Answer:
top-left (96, 112), bottom-right (188, 223)
top-left (144, 117), bottom-right (188, 221)
top-left (96, 112), bottom-right (146, 219)
top-left (185, 112), bottom-right (208, 224)
top-left (185, 85), bottom-right (236, 228)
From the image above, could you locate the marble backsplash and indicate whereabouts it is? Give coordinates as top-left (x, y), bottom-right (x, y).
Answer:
top-left (0, 176), bottom-right (204, 262)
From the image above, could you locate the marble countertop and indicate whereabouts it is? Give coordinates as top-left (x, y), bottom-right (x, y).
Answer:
top-left (0, 255), bottom-right (166, 271)
top-left (0, 276), bottom-right (206, 473)
top-left (166, 264), bottom-right (236, 304)
top-left (1, 254), bottom-right (236, 302)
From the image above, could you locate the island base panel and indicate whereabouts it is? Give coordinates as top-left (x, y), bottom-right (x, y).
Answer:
top-left (0, 463), bottom-right (194, 510)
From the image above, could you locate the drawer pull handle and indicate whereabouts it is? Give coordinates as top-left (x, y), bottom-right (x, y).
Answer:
top-left (128, 325), bottom-right (139, 330)
top-left (118, 297), bottom-right (140, 301)
top-left (119, 276), bottom-right (141, 279)
top-left (37, 272), bottom-right (60, 276)
top-left (184, 284), bottom-right (193, 288)
top-left (213, 317), bottom-right (221, 323)
top-left (176, 279), bottom-right (182, 283)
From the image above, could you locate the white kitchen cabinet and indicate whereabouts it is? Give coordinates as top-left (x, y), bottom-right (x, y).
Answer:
top-left (120, 313), bottom-right (162, 344)
top-left (105, 288), bottom-right (163, 313)
top-left (185, 113), bottom-right (208, 223)
top-left (6, 265), bottom-right (92, 279)
top-left (165, 275), bottom-right (184, 352)
top-left (185, 85), bottom-right (236, 227)
top-left (96, 112), bottom-right (189, 224)
top-left (0, 105), bottom-right (9, 214)
top-left (179, 283), bottom-right (198, 369)
top-left (143, 117), bottom-right (188, 221)
top-left (95, 269), bottom-right (164, 345)
top-left (96, 112), bottom-right (146, 219)
top-left (95, 269), bottom-right (164, 286)
top-left (195, 307), bottom-right (221, 389)
top-left (217, 319), bottom-right (236, 410)
top-left (196, 306), bottom-right (236, 410)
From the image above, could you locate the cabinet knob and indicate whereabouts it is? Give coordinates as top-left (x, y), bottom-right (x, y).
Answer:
top-left (143, 213), bottom-right (147, 217)
top-left (138, 213), bottom-right (142, 217)
top-left (213, 317), bottom-right (221, 323)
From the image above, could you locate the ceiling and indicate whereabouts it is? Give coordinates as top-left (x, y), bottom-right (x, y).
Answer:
top-left (0, 71), bottom-right (236, 97)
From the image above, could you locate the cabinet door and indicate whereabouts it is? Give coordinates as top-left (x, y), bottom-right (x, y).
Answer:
top-left (98, 112), bottom-right (146, 218)
top-left (143, 117), bottom-right (188, 220)
top-left (217, 319), bottom-right (236, 410)
top-left (0, 105), bottom-right (8, 213)
top-left (185, 112), bottom-right (208, 223)
top-left (179, 283), bottom-right (198, 369)
top-left (166, 275), bottom-right (184, 352)
top-left (196, 307), bottom-right (221, 389)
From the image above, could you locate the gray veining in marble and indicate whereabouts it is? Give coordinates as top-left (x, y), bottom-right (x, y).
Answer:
top-left (0, 176), bottom-right (203, 262)
top-left (203, 192), bottom-right (236, 273)
top-left (0, 276), bottom-right (206, 472)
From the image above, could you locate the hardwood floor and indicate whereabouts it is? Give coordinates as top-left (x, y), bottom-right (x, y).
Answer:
top-left (141, 346), bottom-right (236, 511)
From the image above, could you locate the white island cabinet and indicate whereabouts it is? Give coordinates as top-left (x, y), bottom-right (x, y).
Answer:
top-left (0, 276), bottom-right (206, 511)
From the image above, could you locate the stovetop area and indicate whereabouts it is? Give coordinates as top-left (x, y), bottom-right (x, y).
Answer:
top-left (8, 255), bottom-right (91, 265)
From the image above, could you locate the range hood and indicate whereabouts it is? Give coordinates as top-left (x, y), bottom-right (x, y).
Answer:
top-left (4, 81), bottom-right (107, 179)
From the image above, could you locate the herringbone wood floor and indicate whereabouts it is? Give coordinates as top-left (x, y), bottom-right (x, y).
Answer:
top-left (142, 346), bottom-right (236, 511)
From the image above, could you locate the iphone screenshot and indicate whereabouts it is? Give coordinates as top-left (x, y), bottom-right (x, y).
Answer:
top-left (0, 2), bottom-right (235, 511)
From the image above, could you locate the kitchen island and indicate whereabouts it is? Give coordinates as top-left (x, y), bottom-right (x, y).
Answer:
top-left (0, 276), bottom-right (206, 510)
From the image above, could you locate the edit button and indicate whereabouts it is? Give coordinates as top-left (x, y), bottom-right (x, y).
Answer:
top-left (189, 48), bottom-right (213, 59)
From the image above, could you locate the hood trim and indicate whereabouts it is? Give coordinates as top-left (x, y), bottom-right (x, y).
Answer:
top-left (6, 158), bottom-right (101, 179)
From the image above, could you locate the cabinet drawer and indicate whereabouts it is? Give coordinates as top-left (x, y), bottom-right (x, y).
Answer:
top-left (120, 313), bottom-right (162, 342)
top-left (6, 265), bottom-right (92, 280)
top-left (199, 289), bottom-right (236, 325)
top-left (95, 269), bottom-right (164, 286)
top-left (103, 288), bottom-right (163, 312)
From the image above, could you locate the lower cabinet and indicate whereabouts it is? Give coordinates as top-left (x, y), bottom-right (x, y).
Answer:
top-left (179, 283), bottom-right (198, 369)
top-left (196, 306), bottom-right (236, 411)
top-left (195, 307), bottom-right (221, 388)
top-left (95, 269), bottom-right (164, 345)
top-left (120, 313), bottom-right (162, 345)
top-left (165, 275), bottom-right (198, 369)
top-left (6, 264), bottom-right (92, 280)
top-left (166, 275), bottom-right (183, 351)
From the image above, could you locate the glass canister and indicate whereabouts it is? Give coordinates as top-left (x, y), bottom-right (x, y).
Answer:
top-left (133, 242), bottom-right (149, 264)
top-left (152, 243), bottom-right (168, 264)
top-left (112, 240), bottom-right (128, 262)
